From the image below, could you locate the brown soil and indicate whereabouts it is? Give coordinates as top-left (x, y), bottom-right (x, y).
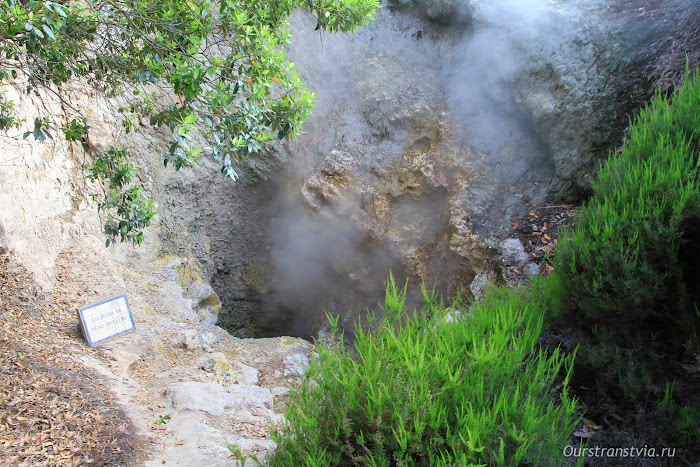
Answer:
top-left (0, 249), bottom-right (138, 466)
top-left (502, 202), bottom-right (578, 283)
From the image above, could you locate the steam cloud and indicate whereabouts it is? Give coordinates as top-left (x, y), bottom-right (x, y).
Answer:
top-left (258, 0), bottom-right (655, 338)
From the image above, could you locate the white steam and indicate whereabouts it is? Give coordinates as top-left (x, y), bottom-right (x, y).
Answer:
top-left (258, 0), bottom-right (602, 337)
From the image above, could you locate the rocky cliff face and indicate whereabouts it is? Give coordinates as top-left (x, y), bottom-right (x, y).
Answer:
top-left (2, 1), bottom-right (697, 341)
top-left (0, 88), bottom-right (313, 464)
top-left (198, 0), bottom-right (699, 337)
top-left (0, 0), bottom-right (697, 460)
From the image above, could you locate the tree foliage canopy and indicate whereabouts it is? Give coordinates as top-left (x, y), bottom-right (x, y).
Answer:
top-left (0, 0), bottom-right (379, 243)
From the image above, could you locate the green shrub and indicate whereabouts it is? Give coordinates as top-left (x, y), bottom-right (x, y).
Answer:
top-left (525, 271), bottom-right (568, 320)
top-left (657, 381), bottom-right (700, 448)
top-left (556, 66), bottom-right (700, 323)
top-left (550, 66), bottom-right (700, 432)
top-left (87, 147), bottom-right (156, 246)
top-left (266, 276), bottom-right (578, 466)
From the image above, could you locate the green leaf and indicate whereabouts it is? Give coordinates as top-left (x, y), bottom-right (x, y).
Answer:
top-left (42, 24), bottom-right (54, 39)
top-left (54, 4), bottom-right (67, 17)
top-left (4, 0), bottom-right (380, 245)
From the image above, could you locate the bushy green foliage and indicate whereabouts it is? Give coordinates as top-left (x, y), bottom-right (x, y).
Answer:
top-left (87, 148), bottom-right (156, 246)
top-left (266, 276), bottom-right (578, 466)
top-left (556, 66), bottom-right (700, 322)
top-left (523, 271), bottom-right (568, 320)
top-left (550, 67), bottom-right (700, 443)
top-left (0, 0), bottom-right (379, 243)
top-left (657, 381), bottom-right (700, 448)
top-left (0, 88), bottom-right (20, 130)
top-left (0, 0), bottom-right (379, 167)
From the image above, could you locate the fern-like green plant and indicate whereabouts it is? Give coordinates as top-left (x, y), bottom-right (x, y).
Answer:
top-left (267, 281), bottom-right (578, 466)
top-left (556, 65), bottom-right (700, 322)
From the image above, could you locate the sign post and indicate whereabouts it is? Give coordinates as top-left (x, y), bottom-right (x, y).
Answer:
top-left (77, 294), bottom-right (135, 346)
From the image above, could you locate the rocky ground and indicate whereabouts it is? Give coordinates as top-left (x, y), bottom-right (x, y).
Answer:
top-left (0, 213), bottom-right (568, 467)
top-left (4, 202), bottom-right (697, 466)
top-left (506, 201), bottom-right (578, 282)
top-left (0, 241), bottom-right (314, 466)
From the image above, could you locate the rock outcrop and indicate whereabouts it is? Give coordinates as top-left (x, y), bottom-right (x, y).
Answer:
top-left (108, 0), bottom-right (699, 339)
top-left (2, 0), bottom-right (698, 342)
top-left (1, 1), bottom-right (698, 462)
top-left (0, 83), bottom-right (309, 466)
top-left (215, 0), bottom-right (697, 336)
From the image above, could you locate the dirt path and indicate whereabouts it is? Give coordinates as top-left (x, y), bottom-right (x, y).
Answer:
top-left (0, 250), bottom-right (137, 465)
top-left (0, 242), bottom-right (313, 466)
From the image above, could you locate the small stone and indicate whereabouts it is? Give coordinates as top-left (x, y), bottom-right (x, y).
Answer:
top-left (283, 353), bottom-right (309, 378)
top-left (469, 271), bottom-right (489, 299)
top-left (271, 387), bottom-right (290, 397)
top-left (166, 381), bottom-right (276, 423)
top-left (442, 308), bottom-right (461, 324)
top-left (433, 307), bottom-right (472, 330)
top-left (236, 363), bottom-right (259, 385)
top-left (183, 331), bottom-right (201, 351)
top-left (499, 238), bottom-right (530, 267)
top-left (201, 332), bottom-right (218, 352)
top-left (524, 262), bottom-right (540, 278)
top-left (186, 283), bottom-right (221, 326)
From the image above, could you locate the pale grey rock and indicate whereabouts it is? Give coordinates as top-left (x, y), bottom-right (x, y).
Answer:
top-left (499, 239), bottom-right (529, 268)
top-left (166, 382), bottom-right (280, 423)
top-left (179, 329), bottom-right (201, 350)
top-left (524, 262), bottom-right (540, 278)
top-left (236, 362), bottom-right (259, 385)
top-left (443, 308), bottom-right (461, 324)
top-left (166, 382), bottom-right (230, 417)
top-left (200, 332), bottom-right (218, 351)
top-left (187, 281), bottom-right (215, 302)
top-left (178, 329), bottom-right (220, 352)
top-left (142, 410), bottom-right (235, 467)
top-left (282, 353), bottom-right (309, 378)
top-left (194, 353), bottom-right (258, 385)
top-left (186, 282), bottom-right (221, 326)
top-left (271, 387), bottom-right (290, 397)
top-left (196, 353), bottom-right (219, 372)
top-left (440, 307), bottom-right (472, 325)
top-left (469, 271), bottom-right (489, 299)
top-left (433, 306), bottom-right (472, 330)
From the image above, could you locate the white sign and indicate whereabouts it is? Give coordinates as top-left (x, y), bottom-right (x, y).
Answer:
top-left (77, 294), bottom-right (135, 346)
